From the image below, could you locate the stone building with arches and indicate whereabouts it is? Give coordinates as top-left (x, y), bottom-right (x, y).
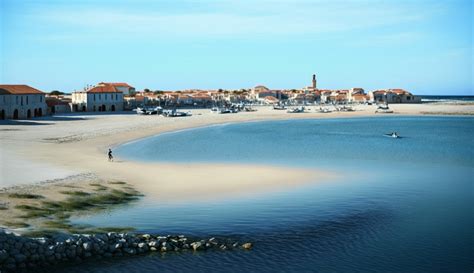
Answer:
top-left (0, 85), bottom-right (47, 120)
top-left (71, 83), bottom-right (125, 112)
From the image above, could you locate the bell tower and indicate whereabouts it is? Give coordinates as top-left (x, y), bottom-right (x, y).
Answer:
top-left (312, 74), bottom-right (317, 89)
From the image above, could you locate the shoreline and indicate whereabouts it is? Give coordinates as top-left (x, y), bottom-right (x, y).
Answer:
top-left (0, 103), bottom-right (473, 229)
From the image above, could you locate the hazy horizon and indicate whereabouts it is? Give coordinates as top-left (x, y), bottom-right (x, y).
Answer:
top-left (1, 0), bottom-right (472, 95)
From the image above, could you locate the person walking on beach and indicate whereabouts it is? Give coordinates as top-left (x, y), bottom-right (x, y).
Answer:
top-left (108, 148), bottom-right (113, 162)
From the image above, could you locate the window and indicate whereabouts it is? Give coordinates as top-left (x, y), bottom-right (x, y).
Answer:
top-left (16, 96), bottom-right (18, 104)
top-left (116, 94), bottom-right (118, 100)
top-left (26, 96), bottom-right (29, 105)
top-left (99, 94), bottom-right (101, 100)
top-left (21, 96), bottom-right (23, 106)
top-left (94, 94), bottom-right (96, 101)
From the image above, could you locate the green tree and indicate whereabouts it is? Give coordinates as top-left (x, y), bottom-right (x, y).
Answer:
top-left (50, 90), bottom-right (64, 96)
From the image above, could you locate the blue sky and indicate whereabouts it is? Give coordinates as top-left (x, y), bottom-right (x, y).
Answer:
top-left (1, 0), bottom-right (472, 94)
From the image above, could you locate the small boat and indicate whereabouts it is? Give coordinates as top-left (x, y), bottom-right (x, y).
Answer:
top-left (384, 132), bottom-right (400, 138)
top-left (339, 105), bottom-right (355, 112)
top-left (136, 106), bottom-right (162, 115)
top-left (273, 104), bottom-right (287, 110)
top-left (318, 107), bottom-right (332, 113)
top-left (287, 106), bottom-right (305, 113)
top-left (163, 109), bottom-right (192, 117)
top-left (375, 104), bottom-right (393, 113)
top-left (243, 106), bottom-right (257, 112)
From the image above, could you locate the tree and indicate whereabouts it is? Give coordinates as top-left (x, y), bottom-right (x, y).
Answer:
top-left (50, 90), bottom-right (64, 96)
top-left (144, 88), bottom-right (151, 93)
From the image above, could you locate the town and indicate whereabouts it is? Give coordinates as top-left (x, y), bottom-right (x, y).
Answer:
top-left (0, 74), bottom-right (420, 119)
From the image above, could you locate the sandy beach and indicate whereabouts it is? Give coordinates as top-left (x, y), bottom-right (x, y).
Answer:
top-left (0, 103), bottom-right (472, 227)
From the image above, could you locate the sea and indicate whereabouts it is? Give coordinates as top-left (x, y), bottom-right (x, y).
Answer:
top-left (62, 116), bottom-right (473, 273)
top-left (419, 95), bottom-right (474, 103)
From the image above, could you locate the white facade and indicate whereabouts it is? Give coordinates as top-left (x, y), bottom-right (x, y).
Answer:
top-left (72, 92), bottom-right (124, 112)
top-left (0, 85), bottom-right (47, 120)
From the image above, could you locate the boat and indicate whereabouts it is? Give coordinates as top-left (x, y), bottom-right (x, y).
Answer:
top-left (375, 104), bottom-right (393, 113)
top-left (273, 104), bottom-right (287, 110)
top-left (318, 107), bottom-right (332, 113)
top-left (136, 106), bottom-right (162, 115)
top-left (211, 107), bottom-right (234, 114)
top-left (338, 105), bottom-right (355, 112)
top-left (243, 106), bottom-right (257, 112)
top-left (384, 132), bottom-right (400, 138)
top-left (162, 109), bottom-right (192, 117)
top-left (287, 106), bottom-right (305, 113)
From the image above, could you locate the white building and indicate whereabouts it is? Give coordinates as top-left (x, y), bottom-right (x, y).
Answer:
top-left (0, 85), bottom-right (47, 119)
top-left (369, 89), bottom-right (421, 103)
top-left (72, 83), bottom-right (125, 112)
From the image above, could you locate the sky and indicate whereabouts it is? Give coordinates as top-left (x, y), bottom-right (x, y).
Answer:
top-left (0, 0), bottom-right (472, 94)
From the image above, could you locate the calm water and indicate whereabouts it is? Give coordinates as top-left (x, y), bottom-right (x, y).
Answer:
top-left (65, 117), bottom-right (473, 273)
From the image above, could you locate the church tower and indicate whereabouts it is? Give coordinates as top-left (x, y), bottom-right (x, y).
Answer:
top-left (312, 74), bottom-right (317, 89)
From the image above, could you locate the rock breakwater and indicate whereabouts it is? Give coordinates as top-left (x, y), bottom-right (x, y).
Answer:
top-left (0, 229), bottom-right (252, 273)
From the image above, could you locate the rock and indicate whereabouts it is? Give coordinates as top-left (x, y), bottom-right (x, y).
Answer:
top-left (141, 234), bottom-right (151, 240)
top-left (138, 242), bottom-right (148, 253)
top-left (14, 253), bottom-right (27, 263)
top-left (0, 249), bottom-right (8, 262)
top-left (82, 242), bottom-right (92, 251)
top-left (191, 241), bottom-right (202, 251)
top-left (123, 248), bottom-right (136, 255)
top-left (242, 243), bottom-right (252, 250)
top-left (148, 240), bottom-right (159, 248)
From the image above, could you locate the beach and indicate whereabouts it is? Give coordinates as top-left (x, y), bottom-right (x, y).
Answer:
top-left (0, 103), bottom-right (473, 227)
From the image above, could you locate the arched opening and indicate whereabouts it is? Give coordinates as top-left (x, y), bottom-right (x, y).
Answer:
top-left (13, 109), bottom-right (19, 119)
top-left (38, 108), bottom-right (43, 117)
top-left (111, 105), bottom-right (116, 111)
top-left (0, 110), bottom-right (4, 120)
top-left (102, 105), bottom-right (106, 111)
top-left (82, 105), bottom-right (86, 112)
top-left (51, 106), bottom-right (56, 114)
top-left (34, 108), bottom-right (38, 117)
top-left (27, 109), bottom-right (31, 119)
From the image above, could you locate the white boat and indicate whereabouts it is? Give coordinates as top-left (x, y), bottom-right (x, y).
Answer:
top-left (375, 104), bottom-right (393, 113)
top-left (338, 105), bottom-right (355, 112)
top-left (318, 107), bottom-right (332, 113)
top-left (163, 109), bottom-right (192, 117)
top-left (384, 132), bottom-right (400, 138)
top-left (273, 104), bottom-right (287, 110)
top-left (136, 106), bottom-right (162, 115)
top-left (287, 106), bottom-right (305, 113)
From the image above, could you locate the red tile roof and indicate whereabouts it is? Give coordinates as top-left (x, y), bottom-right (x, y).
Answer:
top-left (99, 82), bottom-right (133, 88)
top-left (0, 84), bottom-right (45, 95)
top-left (86, 85), bottom-right (121, 93)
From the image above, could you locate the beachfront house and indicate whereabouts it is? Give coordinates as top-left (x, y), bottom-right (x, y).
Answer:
top-left (71, 83), bottom-right (125, 112)
top-left (369, 89), bottom-right (421, 104)
top-left (0, 84), bottom-right (47, 119)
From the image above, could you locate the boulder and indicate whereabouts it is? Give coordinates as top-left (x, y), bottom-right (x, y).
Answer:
top-left (241, 243), bottom-right (252, 250)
